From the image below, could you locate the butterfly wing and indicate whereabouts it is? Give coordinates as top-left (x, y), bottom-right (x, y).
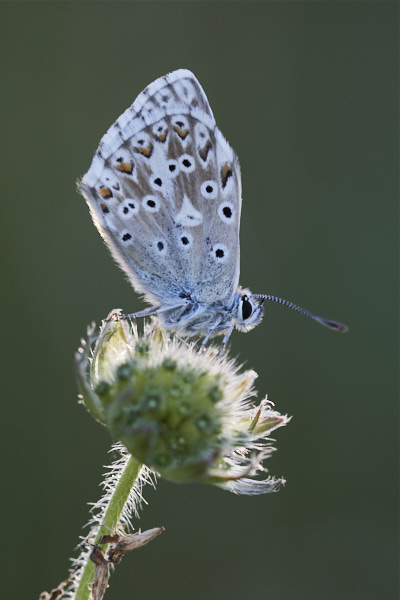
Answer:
top-left (79, 69), bottom-right (242, 309)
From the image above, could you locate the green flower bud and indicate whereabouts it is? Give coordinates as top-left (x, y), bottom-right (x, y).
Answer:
top-left (75, 313), bottom-right (290, 494)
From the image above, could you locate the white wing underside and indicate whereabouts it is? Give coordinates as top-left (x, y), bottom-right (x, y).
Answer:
top-left (80, 69), bottom-right (242, 310)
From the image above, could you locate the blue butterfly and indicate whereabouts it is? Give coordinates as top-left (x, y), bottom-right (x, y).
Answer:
top-left (79, 69), bottom-right (347, 346)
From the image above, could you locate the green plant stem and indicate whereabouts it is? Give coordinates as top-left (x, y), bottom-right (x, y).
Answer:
top-left (73, 455), bottom-right (142, 600)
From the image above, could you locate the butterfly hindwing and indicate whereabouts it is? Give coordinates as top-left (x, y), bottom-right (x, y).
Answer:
top-left (80, 70), bottom-right (242, 309)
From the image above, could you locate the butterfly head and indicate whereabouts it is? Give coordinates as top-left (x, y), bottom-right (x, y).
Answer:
top-left (234, 289), bottom-right (265, 332)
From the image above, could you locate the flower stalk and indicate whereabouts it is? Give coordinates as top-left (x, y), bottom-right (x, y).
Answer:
top-left (72, 454), bottom-right (142, 600)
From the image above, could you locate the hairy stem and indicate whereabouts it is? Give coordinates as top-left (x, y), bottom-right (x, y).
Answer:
top-left (73, 455), bottom-right (142, 600)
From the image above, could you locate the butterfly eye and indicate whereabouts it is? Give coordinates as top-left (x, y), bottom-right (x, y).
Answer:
top-left (235, 293), bottom-right (265, 332)
top-left (241, 295), bottom-right (253, 320)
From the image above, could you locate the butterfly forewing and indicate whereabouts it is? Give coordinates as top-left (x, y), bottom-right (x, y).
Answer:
top-left (80, 69), bottom-right (242, 308)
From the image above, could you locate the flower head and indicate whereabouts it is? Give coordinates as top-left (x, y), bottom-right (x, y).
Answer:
top-left (75, 312), bottom-right (290, 495)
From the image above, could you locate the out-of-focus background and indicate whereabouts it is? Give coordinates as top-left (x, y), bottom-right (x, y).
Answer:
top-left (1, 3), bottom-right (397, 599)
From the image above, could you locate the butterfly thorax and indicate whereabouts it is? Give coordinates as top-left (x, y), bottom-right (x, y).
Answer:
top-left (156, 287), bottom-right (265, 337)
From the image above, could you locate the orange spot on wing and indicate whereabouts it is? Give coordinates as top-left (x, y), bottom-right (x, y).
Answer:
top-left (116, 161), bottom-right (133, 174)
top-left (174, 126), bottom-right (189, 140)
top-left (221, 163), bottom-right (233, 189)
top-left (99, 187), bottom-right (113, 199)
top-left (135, 144), bottom-right (153, 158)
top-left (155, 131), bottom-right (168, 142)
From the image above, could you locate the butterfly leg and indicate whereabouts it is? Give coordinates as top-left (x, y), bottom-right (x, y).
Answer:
top-left (201, 316), bottom-right (225, 351)
top-left (218, 324), bottom-right (234, 355)
top-left (104, 306), bottom-right (161, 323)
top-left (119, 302), bottom-right (190, 321)
top-left (120, 306), bottom-right (162, 319)
top-left (200, 330), bottom-right (213, 350)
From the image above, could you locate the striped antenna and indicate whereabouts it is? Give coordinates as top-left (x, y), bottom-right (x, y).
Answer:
top-left (252, 295), bottom-right (348, 333)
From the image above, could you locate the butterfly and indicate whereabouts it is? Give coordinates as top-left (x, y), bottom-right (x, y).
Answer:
top-left (79, 69), bottom-right (347, 347)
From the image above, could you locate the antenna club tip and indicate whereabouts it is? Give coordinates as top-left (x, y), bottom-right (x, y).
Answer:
top-left (253, 294), bottom-right (348, 333)
top-left (318, 318), bottom-right (349, 333)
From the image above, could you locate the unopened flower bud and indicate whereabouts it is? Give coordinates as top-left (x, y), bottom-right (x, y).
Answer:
top-left (75, 314), bottom-right (290, 494)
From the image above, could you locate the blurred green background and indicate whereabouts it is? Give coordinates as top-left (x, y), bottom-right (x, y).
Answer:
top-left (1, 3), bottom-right (397, 599)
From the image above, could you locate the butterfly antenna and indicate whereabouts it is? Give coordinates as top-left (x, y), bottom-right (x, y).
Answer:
top-left (252, 295), bottom-right (348, 333)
